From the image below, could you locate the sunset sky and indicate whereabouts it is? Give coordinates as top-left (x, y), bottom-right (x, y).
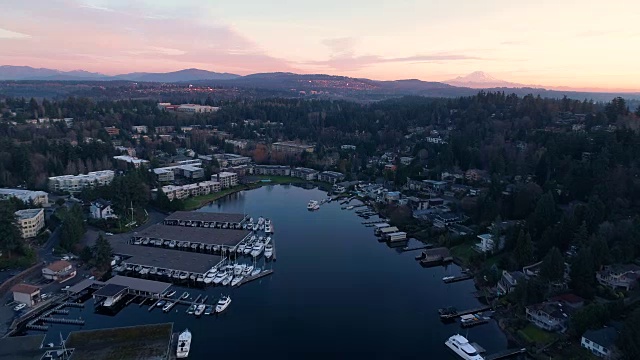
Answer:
top-left (1, 0), bottom-right (639, 91)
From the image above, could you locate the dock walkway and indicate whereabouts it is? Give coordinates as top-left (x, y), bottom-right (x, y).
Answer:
top-left (439, 305), bottom-right (492, 320)
top-left (484, 348), bottom-right (527, 360)
top-left (443, 273), bottom-right (473, 283)
top-left (237, 269), bottom-right (274, 287)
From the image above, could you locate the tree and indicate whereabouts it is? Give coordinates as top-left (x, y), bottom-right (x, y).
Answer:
top-left (570, 247), bottom-right (596, 299)
top-left (618, 308), bottom-right (640, 360)
top-left (530, 192), bottom-right (557, 237)
top-left (570, 303), bottom-right (612, 338)
top-left (539, 247), bottom-right (565, 282)
top-left (93, 234), bottom-right (113, 271)
top-left (514, 230), bottom-right (534, 267)
top-left (0, 200), bottom-right (23, 257)
top-left (59, 204), bottom-right (85, 252)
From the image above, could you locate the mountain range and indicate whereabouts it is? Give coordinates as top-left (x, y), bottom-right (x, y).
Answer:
top-left (0, 65), bottom-right (638, 102)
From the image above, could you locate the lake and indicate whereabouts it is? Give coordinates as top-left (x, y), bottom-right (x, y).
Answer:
top-left (38, 184), bottom-right (508, 358)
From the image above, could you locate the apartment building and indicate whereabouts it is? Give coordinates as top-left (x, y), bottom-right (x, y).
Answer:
top-left (272, 141), bottom-right (315, 154)
top-left (291, 167), bottom-right (319, 181)
top-left (155, 181), bottom-right (221, 201)
top-left (0, 188), bottom-right (49, 206)
top-left (113, 155), bottom-right (150, 169)
top-left (252, 165), bottom-right (291, 176)
top-left (48, 170), bottom-right (115, 193)
top-left (318, 171), bottom-right (345, 184)
top-left (215, 172), bottom-right (238, 189)
top-left (15, 208), bottom-right (45, 239)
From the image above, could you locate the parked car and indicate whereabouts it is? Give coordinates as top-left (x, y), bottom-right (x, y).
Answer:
top-left (105, 232), bottom-right (114, 236)
top-left (13, 303), bottom-right (26, 311)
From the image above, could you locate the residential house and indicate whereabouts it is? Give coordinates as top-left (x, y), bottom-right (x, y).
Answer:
top-left (497, 270), bottom-right (525, 295)
top-left (90, 199), bottom-right (116, 219)
top-left (131, 125), bottom-right (148, 134)
top-left (525, 301), bottom-right (572, 332)
top-left (42, 260), bottom-right (76, 282)
top-left (581, 326), bottom-right (619, 358)
top-left (550, 293), bottom-right (585, 309)
top-left (465, 169), bottom-right (490, 183)
top-left (596, 264), bottom-right (640, 291)
top-left (433, 213), bottom-right (462, 228)
top-left (407, 196), bottom-right (429, 210)
top-left (400, 157), bottom-right (414, 165)
top-left (423, 180), bottom-right (448, 192)
top-left (318, 171), bottom-right (345, 184)
top-left (15, 208), bottom-right (45, 239)
top-left (341, 145), bottom-right (356, 151)
top-left (385, 191), bottom-right (401, 203)
top-left (474, 234), bottom-right (495, 253)
top-left (11, 283), bottom-right (40, 306)
top-left (104, 126), bottom-right (120, 136)
top-left (291, 167), bottom-right (319, 181)
top-left (441, 170), bottom-right (464, 181)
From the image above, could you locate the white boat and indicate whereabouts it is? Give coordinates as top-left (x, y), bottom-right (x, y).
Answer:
top-left (265, 224), bottom-right (272, 233)
top-left (234, 264), bottom-right (246, 276)
top-left (162, 301), bottom-right (174, 312)
top-left (194, 304), bottom-right (206, 316)
top-left (197, 274), bottom-right (205, 283)
top-left (231, 276), bottom-right (243, 286)
top-left (215, 295), bottom-right (231, 313)
top-left (445, 334), bottom-right (484, 360)
top-left (259, 223), bottom-right (265, 231)
top-left (222, 274), bottom-right (233, 286)
top-left (213, 272), bottom-right (226, 285)
top-left (169, 240), bottom-right (176, 248)
top-left (258, 216), bottom-right (264, 225)
top-left (242, 265), bottom-right (253, 276)
top-left (176, 329), bottom-right (191, 358)
top-left (307, 200), bottom-right (320, 211)
top-left (265, 218), bottom-right (271, 226)
top-left (165, 290), bottom-right (176, 297)
top-left (248, 217), bottom-right (254, 223)
top-left (179, 272), bottom-right (189, 280)
top-left (264, 244), bottom-right (273, 259)
top-left (180, 291), bottom-right (190, 300)
top-left (252, 223), bottom-right (259, 231)
top-left (243, 245), bottom-right (253, 255)
top-left (251, 267), bottom-right (261, 276)
top-left (346, 205), bottom-right (354, 210)
top-left (237, 244), bottom-right (246, 254)
top-left (250, 241), bottom-right (265, 257)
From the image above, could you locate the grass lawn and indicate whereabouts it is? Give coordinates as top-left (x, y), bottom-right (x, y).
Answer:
top-left (518, 324), bottom-right (557, 345)
top-left (184, 187), bottom-right (246, 210)
top-left (450, 242), bottom-right (476, 264)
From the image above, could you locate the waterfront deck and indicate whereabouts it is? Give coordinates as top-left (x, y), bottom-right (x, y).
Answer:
top-left (443, 273), bottom-right (473, 283)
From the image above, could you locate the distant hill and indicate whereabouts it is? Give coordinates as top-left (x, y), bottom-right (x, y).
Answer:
top-left (445, 71), bottom-right (525, 88)
top-left (115, 68), bottom-right (240, 82)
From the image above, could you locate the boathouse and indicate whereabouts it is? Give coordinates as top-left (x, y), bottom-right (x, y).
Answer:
top-left (163, 211), bottom-right (247, 228)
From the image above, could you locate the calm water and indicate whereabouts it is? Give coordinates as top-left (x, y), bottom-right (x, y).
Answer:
top-left (39, 185), bottom-right (508, 358)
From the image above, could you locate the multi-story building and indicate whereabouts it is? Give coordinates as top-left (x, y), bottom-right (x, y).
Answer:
top-left (341, 145), bottom-right (356, 151)
top-left (291, 167), bottom-right (319, 181)
top-left (15, 208), bottom-right (45, 239)
top-left (153, 168), bottom-right (175, 183)
top-left (0, 189), bottom-right (49, 206)
top-left (152, 161), bottom-right (204, 181)
top-left (131, 125), bottom-right (148, 134)
top-left (113, 155), bottom-right (150, 169)
top-left (581, 327), bottom-right (619, 358)
top-left (11, 284), bottom-right (40, 306)
top-left (318, 171), bottom-right (345, 184)
top-left (154, 181), bottom-right (221, 201)
top-left (48, 170), bottom-right (115, 193)
top-left (474, 234), bottom-right (495, 253)
top-left (525, 301), bottom-right (572, 332)
top-left (252, 165), bottom-right (291, 176)
top-left (272, 141), bottom-right (314, 154)
top-left (104, 126), bottom-right (120, 136)
top-left (213, 153), bottom-right (252, 167)
top-left (497, 270), bottom-right (525, 295)
top-left (225, 139), bottom-right (248, 150)
top-left (215, 172), bottom-right (238, 189)
top-left (596, 264), bottom-right (640, 291)
top-left (177, 104), bottom-right (220, 113)
top-left (90, 199), bottom-right (117, 219)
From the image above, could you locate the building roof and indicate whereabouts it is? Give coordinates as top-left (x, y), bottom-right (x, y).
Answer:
top-left (164, 211), bottom-right (246, 224)
top-left (583, 327), bottom-right (618, 348)
top-left (105, 276), bottom-right (170, 295)
top-left (551, 293), bottom-right (585, 305)
top-left (93, 283), bottom-right (128, 297)
top-left (135, 225), bottom-right (250, 246)
top-left (112, 242), bottom-right (222, 273)
top-left (45, 260), bottom-right (72, 272)
top-left (14, 208), bottom-right (43, 220)
top-left (66, 279), bottom-right (105, 294)
top-left (0, 334), bottom-right (46, 360)
top-left (11, 283), bottom-right (40, 294)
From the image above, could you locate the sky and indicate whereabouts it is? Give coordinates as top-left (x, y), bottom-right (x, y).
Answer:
top-left (1, 0), bottom-right (639, 91)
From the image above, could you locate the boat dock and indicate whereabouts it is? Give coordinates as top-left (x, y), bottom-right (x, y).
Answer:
top-left (443, 273), bottom-right (473, 283)
top-left (402, 244), bottom-right (432, 252)
top-left (41, 317), bottom-right (85, 325)
top-left (484, 348), bottom-right (527, 360)
top-left (236, 269), bottom-right (274, 287)
top-left (439, 305), bottom-right (492, 320)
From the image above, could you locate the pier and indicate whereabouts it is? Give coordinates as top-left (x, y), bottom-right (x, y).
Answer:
top-left (484, 348), bottom-right (527, 360)
top-left (438, 305), bottom-right (492, 320)
top-left (26, 323), bottom-right (48, 331)
top-left (41, 317), bottom-right (85, 325)
top-left (402, 244), bottom-right (432, 252)
top-left (442, 273), bottom-right (473, 283)
top-left (237, 269), bottom-right (274, 286)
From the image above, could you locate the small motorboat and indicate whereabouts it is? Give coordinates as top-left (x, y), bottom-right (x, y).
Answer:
top-left (181, 292), bottom-right (190, 300)
top-left (187, 304), bottom-right (196, 315)
top-left (194, 304), bottom-right (206, 316)
top-left (165, 290), bottom-right (176, 297)
top-left (251, 267), bottom-right (261, 276)
top-left (204, 305), bottom-right (213, 315)
top-left (162, 301), bottom-right (174, 312)
top-left (231, 276), bottom-right (243, 287)
top-left (242, 265), bottom-right (253, 276)
top-left (215, 295), bottom-right (231, 313)
top-left (222, 274), bottom-right (233, 286)
top-left (156, 300), bottom-right (166, 308)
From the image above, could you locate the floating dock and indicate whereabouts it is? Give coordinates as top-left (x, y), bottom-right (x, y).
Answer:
top-left (484, 348), bottom-right (527, 360)
top-left (442, 273), bottom-right (473, 283)
top-left (439, 305), bottom-right (492, 320)
top-left (402, 244), bottom-right (432, 252)
top-left (237, 269), bottom-right (274, 286)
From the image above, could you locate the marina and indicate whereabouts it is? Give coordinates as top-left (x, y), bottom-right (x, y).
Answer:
top-left (439, 305), bottom-right (493, 320)
top-left (23, 185), bottom-right (508, 359)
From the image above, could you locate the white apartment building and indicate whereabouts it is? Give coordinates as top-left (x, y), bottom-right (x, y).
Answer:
top-left (131, 125), bottom-right (148, 134)
top-left (177, 104), bottom-right (220, 113)
top-left (48, 170), bottom-right (115, 193)
top-left (0, 189), bottom-right (49, 206)
top-left (215, 172), bottom-right (238, 189)
top-left (15, 208), bottom-right (45, 239)
top-left (155, 181), bottom-right (221, 201)
top-left (113, 155), bottom-right (150, 169)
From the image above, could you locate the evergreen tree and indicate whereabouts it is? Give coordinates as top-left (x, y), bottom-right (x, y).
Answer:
top-left (530, 192), bottom-right (557, 237)
top-left (93, 234), bottom-right (113, 271)
top-left (514, 230), bottom-right (534, 267)
top-left (0, 200), bottom-right (23, 257)
top-left (59, 204), bottom-right (86, 252)
top-left (570, 247), bottom-right (596, 299)
top-left (539, 247), bottom-right (565, 282)
top-left (618, 308), bottom-right (640, 360)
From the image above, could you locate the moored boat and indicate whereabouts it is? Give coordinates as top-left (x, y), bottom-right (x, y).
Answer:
top-left (215, 295), bottom-right (231, 313)
top-left (176, 329), bottom-right (191, 358)
top-left (445, 334), bottom-right (483, 360)
top-left (231, 276), bottom-right (243, 286)
top-left (194, 304), bottom-right (206, 316)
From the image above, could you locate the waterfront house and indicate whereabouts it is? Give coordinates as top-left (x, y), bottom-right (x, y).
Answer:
top-left (474, 234), bottom-right (495, 253)
top-left (525, 301), bottom-right (572, 332)
top-left (11, 283), bottom-right (40, 306)
top-left (497, 270), bottom-right (524, 295)
top-left (581, 326), bottom-right (620, 359)
top-left (433, 213), bottom-right (462, 228)
top-left (42, 260), bottom-right (76, 282)
top-left (90, 199), bottom-right (117, 219)
top-left (596, 264), bottom-right (640, 291)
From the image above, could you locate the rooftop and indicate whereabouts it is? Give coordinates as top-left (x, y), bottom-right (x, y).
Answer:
top-left (164, 211), bottom-right (246, 224)
top-left (112, 242), bottom-right (222, 273)
top-left (45, 260), bottom-right (72, 272)
top-left (93, 283), bottom-right (128, 297)
top-left (65, 323), bottom-right (173, 360)
top-left (15, 208), bottom-right (43, 220)
top-left (11, 283), bottom-right (40, 294)
top-left (138, 224), bottom-right (249, 246)
top-left (0, 334), bottom-right (46, 360)
top-left (583, 327), bottom-right (619, 348)
top-left (105, 275), bottom-right (171, 294)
